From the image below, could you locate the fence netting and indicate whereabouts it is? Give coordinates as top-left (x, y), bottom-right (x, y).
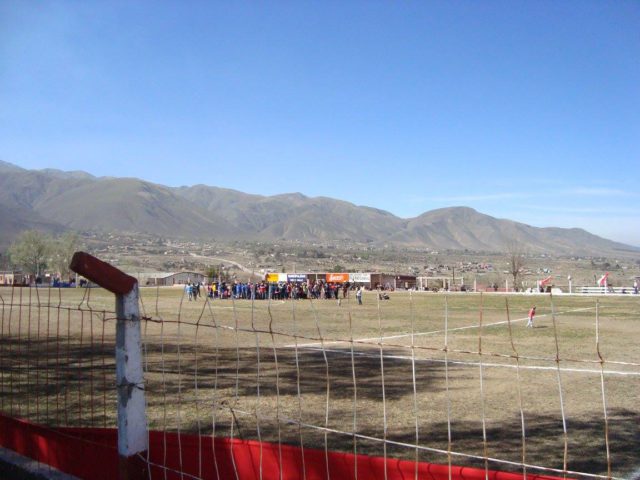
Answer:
top-left (1, 283), bottom-right (639, 480)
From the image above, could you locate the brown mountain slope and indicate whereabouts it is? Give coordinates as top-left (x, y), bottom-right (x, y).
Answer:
top-left (36, 177), bottom-right (241, 238)
top-left (0, 161), bottom-right (637, 255)
top-left (0, 167), bottom-right (239, 240)
top-left (0, 203), bottom-right (66, 246)
top-left (174, 186), bottom-right (402, 241)
top-left (394, 207), bottom-right (636, 255)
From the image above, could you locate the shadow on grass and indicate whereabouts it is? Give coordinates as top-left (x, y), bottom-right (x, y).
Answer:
top-left (1, 336), bottom-right (638, 478)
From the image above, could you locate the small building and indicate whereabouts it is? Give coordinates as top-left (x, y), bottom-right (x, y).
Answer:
top-left (368, 274), bottom-right (417, 290)
top-left (416, 276), bottom-right (465, 291)
top-left (0, 271), bottom-right (29, 286)
top-left (143, 272), bottom-right (208, 286)
top-left (369, 273), bottom-right (397, 290)
top-left (0, 271), bottom-right (16, 285)
top-left (394, 275), bottom-right (417, 290)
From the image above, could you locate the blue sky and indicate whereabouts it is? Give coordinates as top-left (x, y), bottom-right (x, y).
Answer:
top-left (2, 1), bottom-right (639, 245)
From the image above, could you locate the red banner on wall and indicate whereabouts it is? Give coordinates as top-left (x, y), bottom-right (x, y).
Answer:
top-left (0, 413), bottom-right (571, 480)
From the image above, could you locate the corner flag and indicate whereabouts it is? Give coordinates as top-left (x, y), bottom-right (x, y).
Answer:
top-left (598, 272), bottom-right (609, 286)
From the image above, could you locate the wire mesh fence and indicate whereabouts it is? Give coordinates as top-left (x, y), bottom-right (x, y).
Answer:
top-left (0, 285), bottom-right (116, 429)
top-left (1, 275), bottom-right (639, 480)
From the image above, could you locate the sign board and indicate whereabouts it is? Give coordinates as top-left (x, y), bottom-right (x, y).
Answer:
top-left (349, 273), bottom-right (371, 283)
top-left (287, 274), bottom-right (307, 283)
top-left (326, 273), bottom-right (349, 283)
top-left (266, 273), bottom-right (279, 283)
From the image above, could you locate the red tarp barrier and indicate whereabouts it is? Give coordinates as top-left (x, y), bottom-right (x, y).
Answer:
top-left (0, 413), bottom-right (568, 480)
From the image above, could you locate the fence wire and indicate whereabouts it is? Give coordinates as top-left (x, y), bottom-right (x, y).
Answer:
top-left (1, 284), bottom-right (639, 480)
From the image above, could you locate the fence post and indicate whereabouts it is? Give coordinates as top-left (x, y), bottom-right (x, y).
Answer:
top-left (69, 252), bottom-right (148, 480)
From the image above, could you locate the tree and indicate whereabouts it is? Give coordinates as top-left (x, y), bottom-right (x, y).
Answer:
top-left (8, 230), bottom-right (52, 277)
top-left (206, 264), bottom-right (229, 282)
top-left (205, 265), bottom-right (220, 280)
top-left (50, 232), bottom-right (82, 280)
top-left (506, 239), bottom-right (527, 291)
top-left (0, 252), bottom-right (9, 270)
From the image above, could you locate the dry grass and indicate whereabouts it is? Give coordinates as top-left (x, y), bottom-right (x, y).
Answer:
top-left (1, 286), bottom-right (638, 479)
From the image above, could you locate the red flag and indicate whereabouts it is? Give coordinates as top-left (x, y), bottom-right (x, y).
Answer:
top-left (540, 276), bottom-right (553, 286)
top-left (598, 272), bottom-right (609, 286)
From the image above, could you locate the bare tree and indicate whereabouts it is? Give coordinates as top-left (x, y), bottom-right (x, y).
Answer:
top-left (506, 239), bottom-right (527, 291)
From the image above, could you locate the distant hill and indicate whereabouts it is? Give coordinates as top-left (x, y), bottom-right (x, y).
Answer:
top-left (0, 202), bottom-right (65, 246)
top-left (389, 207), bottom-right (636, 254)
top-left (0, 160), bottom-right (637, 256)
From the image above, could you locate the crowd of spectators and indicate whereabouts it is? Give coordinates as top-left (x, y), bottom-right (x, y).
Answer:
top-left (184, 280), bottom-right (358, 301)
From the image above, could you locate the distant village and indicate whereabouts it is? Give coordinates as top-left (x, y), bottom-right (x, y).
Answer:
top-left (2, 232), bottom-right (639, 293)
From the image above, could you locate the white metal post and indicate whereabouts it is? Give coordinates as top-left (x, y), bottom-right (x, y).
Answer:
top-left (115, 284), bottom-right (148, 471)
top-left (69, 252), bottom-right (148, 480)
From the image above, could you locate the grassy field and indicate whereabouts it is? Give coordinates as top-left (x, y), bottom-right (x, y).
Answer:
top-left (1, 286), bottom-right (638, 479)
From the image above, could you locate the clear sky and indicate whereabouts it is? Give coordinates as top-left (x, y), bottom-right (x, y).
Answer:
top-left (2, 1), bottom-right (639, 246)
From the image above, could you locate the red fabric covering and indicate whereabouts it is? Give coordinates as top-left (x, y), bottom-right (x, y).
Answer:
top-left (0, 413), bottom-right (568, 480)
top-left (0, 414), bottom-right (118, 479)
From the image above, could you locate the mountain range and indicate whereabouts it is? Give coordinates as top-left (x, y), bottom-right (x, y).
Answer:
top-left (0, 160), bottom-right (637, 256)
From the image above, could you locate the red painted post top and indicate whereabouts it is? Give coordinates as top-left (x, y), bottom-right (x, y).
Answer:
top-left (69, 251), bottom-right (138, 295)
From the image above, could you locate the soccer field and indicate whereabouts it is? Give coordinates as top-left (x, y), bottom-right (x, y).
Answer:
top-left (1, 286), bottom-right (638, 479)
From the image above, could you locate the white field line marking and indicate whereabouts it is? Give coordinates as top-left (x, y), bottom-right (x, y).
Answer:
top-left (288, 306), bottom-right (595, 349)
top-left (297, 346), bottom-right (640, 377)
top-left (207, 300), bottom-right (287, 309)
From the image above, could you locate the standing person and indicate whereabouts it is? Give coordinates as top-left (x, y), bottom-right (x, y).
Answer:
top-left (527, 306), bottom-right (536, 328)
top-left (356, 286), bottom-right (363, 305)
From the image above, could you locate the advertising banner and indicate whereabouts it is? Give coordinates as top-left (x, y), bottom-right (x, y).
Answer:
top-left (266, 273), bottom-right (279, 283)
top-left (278, 273), bottom-right (288, 283)
top-left (349, 273), bottom-right (371, 283)
top-left (287, 274), bottom-right (307, 283)
top-left (326, 273), bottom-right (349, 283)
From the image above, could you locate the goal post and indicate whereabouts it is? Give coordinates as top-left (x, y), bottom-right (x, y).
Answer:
top-left (69, 251), bottom-right (148, 480)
